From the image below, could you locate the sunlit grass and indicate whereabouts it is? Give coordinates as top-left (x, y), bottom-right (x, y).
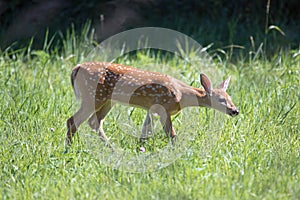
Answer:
top-left (0, 27), bottom-right (299, 199)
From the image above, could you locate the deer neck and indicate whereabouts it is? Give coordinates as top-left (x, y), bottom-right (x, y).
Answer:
top-left (180, 86), bottom-right (209, 108)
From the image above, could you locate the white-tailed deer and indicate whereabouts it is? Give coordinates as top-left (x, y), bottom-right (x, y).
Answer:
top-left (66, 62), bottom-right (239, 145)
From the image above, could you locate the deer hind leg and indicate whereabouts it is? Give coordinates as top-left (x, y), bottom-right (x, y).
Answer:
top-left (140, 112), bottom-right (154, 141)
top-left (66, 102), bottom-right (94, 145)
top-left (87, 101), bottom-right (114, 144)
top-left (158, 110), bottom-right (176, 143)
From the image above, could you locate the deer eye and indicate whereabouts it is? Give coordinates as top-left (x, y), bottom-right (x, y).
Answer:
top-left (219, 97), bottom-right (227, 103)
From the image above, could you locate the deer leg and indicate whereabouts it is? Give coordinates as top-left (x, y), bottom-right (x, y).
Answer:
top-left (66, 103), bottom-right (94, 145)
top-left (140, 112), bottom-right (153, 141)
top-left (158, 111), bottom-right (176, 142)
top-left (88, 102), bottom-right (114, 144)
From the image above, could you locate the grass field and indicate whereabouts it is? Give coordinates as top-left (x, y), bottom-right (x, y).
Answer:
top-left (0, 27), bottom-right (299, 199)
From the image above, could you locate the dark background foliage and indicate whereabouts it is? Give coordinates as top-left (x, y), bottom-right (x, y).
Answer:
top-left (0, 0), bottom-right (299, 52)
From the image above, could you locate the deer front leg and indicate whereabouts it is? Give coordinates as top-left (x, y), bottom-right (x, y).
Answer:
top-left (140, 112), bottom-right (153, 141)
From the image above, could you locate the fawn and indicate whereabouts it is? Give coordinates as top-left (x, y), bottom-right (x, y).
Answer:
top-left (66, 62), bottom-right (239, 145)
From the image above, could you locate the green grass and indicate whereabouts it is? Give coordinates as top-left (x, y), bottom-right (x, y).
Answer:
top-left (0, 28), bottom-right (299, 200)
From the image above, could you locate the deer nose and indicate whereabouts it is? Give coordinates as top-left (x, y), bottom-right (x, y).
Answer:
top-left (233, 109), bottom-right (239, 116)
top-left (228, 108), bottom-right (239, 117)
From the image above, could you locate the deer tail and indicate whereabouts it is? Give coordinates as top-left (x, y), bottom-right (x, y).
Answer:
top-left (71, 65), bottom-right (81, 100)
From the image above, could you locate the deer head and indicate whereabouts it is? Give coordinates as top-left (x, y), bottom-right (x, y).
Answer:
top-left (200, 73), bottom-right (239, 117)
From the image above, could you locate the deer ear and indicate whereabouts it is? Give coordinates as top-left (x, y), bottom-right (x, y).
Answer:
top-left (217, 76), bottom-right (231, 91)
top-left (200, 73), bottom-right (212, 96)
